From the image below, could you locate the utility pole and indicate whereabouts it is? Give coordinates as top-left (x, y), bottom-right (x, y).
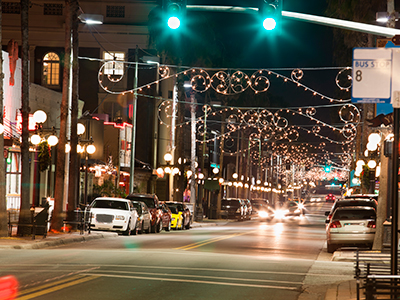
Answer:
top-left (17, 0), bottom-right (31, 236)
top-left (0, 2), bottom-right (6, 237)
top-left (67, 0), bottom-right (79, 222)
top-left (51, 0), bottom-right (72, 231)
top-left (129, 46), bottom-right (138, 194)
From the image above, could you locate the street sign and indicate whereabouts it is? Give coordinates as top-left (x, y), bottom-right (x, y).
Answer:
top-left (352, 48), bottom-right (392, 104)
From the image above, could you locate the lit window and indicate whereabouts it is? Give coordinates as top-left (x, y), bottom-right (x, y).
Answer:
top-left (42, 52), bottom-right (60, 86)
top-left (103, 52), bottom-right (125, 76)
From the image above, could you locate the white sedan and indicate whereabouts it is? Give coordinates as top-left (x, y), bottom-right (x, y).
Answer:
top-left (326, 206), bottom-right (376, 253)
top-left (88, 197), bottom-right (138, 235)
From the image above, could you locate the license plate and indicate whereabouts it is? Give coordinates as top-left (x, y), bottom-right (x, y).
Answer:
top-left (344, 223), bottom-right (363, 226)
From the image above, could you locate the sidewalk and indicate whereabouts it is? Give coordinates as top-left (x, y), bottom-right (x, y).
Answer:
top-left (0, 219), bottom-right (230, 250)
top-left (322, 250), bottom-right (358, 300)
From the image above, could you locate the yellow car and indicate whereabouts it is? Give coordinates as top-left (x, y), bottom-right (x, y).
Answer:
top-left (169, 206), bottom-right (183, 230)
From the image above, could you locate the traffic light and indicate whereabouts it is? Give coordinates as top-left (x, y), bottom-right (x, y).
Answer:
top-left (259, 0), bottom-right (283, 31)
top-left (324, 165), bottom-right (331, 173)
top-left (162, 0), bottom-right (187, 29)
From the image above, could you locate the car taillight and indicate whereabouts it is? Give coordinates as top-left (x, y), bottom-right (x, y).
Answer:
top-left (329, 221), bottom-right (342, 228)
top-left (367, 221), bottom-right (376, 228)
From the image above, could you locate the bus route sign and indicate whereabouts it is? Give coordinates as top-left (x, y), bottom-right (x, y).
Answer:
top-left (352, 48), bottom-right (392, 104)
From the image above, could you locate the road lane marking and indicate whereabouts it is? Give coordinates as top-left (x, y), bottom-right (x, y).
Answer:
top-left (17, 275), bottom-right (98, 300)
top-left (176, 231), bottom-right (256, 250)
top-left (83, 273), bottom-right (299, 291)
top-left (87, 269), bottom-right (303, 286)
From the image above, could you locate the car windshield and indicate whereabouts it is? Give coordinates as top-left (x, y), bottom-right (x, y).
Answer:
top-left (168, 206), bottom-right (179, 214)
top-left (334, 200), bottom-right (376, 211)
top-left (333, 209), bottom-right (376, 220)
top-left (92, 200), bottom-right (128, 210)
top-left (131, 202), bottom-right (142, 214)
top-left (221, 200), bottom-right (240, 207)
top-left (166, 203), bottom-right (183, 212)
top-left (128, 197), bottom-right (155, 208)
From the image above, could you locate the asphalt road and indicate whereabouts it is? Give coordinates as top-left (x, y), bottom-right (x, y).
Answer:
top-left (0, 201), bottom-right (354, 300)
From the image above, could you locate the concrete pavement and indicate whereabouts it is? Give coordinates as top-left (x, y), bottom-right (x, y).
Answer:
top-left (0, 220), bottom-right (359, 300)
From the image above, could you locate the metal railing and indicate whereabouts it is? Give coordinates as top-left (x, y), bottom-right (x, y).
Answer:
top-left (355, 250), bottom-right (400, 299)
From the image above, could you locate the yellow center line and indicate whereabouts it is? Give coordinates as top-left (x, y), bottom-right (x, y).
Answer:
top-left (176, 231), bottom-right (255, 250)
top-left (17, 276), bottom-right (98, 300)
top-left (17, 275), bottom-right (86, 296)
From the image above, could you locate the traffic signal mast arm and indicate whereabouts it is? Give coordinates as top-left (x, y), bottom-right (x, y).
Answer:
top-left (186, 5), bottom-right (400, 37)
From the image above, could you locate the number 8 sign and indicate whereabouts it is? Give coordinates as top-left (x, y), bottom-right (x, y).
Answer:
top-left (352, 48), bottom-right (392, 104)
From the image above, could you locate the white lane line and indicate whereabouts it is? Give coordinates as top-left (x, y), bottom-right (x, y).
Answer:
top-left (82, 272), bottom-right (299, 291)
top-left (88, 269), bottom-right (303, 286)
top-left (1, 264), bottom-right (349, 278)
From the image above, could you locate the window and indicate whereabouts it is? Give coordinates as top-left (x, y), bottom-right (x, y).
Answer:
top-left (44, 3), bottom-right (63, 15)
top-left (103, 52), bottom-right (125, 76)
top-left (3, 2), bottom-right (20, 14)
top-left (42, 52), bottom-right (60, 87)
top-left (106, 5), bottom-right (125, 18)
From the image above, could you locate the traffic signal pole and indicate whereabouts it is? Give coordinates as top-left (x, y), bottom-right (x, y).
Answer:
top-left (186, 5), bottom-right (400, 37)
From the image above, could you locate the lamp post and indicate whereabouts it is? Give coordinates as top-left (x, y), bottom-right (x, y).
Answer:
top-left (30, 110), bottom-right (59, 206)
top-left (80, 140), bottom-right (96, 206)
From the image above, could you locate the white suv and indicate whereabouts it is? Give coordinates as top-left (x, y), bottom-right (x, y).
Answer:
top-left (88, 197), bottom-right (138, 235)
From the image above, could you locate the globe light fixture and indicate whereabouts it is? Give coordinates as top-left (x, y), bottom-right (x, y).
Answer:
top-left (368, 133), bottom-right (381, 144)
top-left (232, 173), bottom-right (238, 179)
top-left (198, 173), bottom-right (204, 180)
top-left (77, 123), bottom-right (86, 135)
top-left (30, 134), bottom-right (41, 145)
top-left (86, 144), bottom-right (96, 155)
top-left (366, 142), bottom-right (378, 151)
top-left (212, 167), bottom-right (219, 175)
top-left (33, 110), bottom-right (47, 124)
top-left (164, 153), bottom-right (172, 163)
top-left (47, 134), bottom-right (59, 146)
top-left (65, 143), bottom-right (71, 153)
top-left (367, 160), bottom-right (377, 169)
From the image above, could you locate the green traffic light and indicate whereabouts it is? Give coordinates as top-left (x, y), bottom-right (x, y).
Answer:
top-left (324, 166), bottom-right (331, 173)
top-left (167, 16), bottom-right (181, 29)
top-left (263, 18), bottom-right (276, 30)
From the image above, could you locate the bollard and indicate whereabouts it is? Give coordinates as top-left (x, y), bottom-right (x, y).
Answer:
top-left (0, 275), bottom-right (19, 300)
top-left (30, 206), bottom-right (35, 240)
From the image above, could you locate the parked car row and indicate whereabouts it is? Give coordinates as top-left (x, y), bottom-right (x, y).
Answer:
top-left (88, 194), bottom-right (192, 236)
top-left (325, 194), bottom-right (378, 253)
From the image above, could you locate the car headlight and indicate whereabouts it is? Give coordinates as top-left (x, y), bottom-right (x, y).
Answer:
top-left (258, 211), bottom-right (269, 218)
top-left (297, 203), bottom-right (304, 209)
top-left (115, 215), bottom-right (125, 220)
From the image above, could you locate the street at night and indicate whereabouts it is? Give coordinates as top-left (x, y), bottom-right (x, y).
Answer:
top-left (0, 202), bottom-right (355, 300)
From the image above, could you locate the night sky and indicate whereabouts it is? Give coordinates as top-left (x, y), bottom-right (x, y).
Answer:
top-left (185, 0), bottom-right (335, 69)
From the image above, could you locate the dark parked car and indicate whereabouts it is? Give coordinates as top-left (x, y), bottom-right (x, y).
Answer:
top-left (220, 198), bottom-right (244, 220)
top-left (165, 202), bottom-right (191, 229)
top-left (126, 193), bottom-right (163, 233)
top-left (130, 201), bottom-right (151, 234)
top-left (159, 203), bottom-right (172, 231)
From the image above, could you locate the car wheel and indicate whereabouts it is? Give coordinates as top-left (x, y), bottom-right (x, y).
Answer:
top-left (151, 221), bottom-right (157, 233)
top-left (123, 220), bottom-right (131, 236)
top-left (138, 221), bottom-right (144, 234)
top-left (145, 221), bottom-right (151, 234)
top-left (327, 243), bottom-right (337, 253)
top-left (166, 220), bottom-right (171, 232)
top-left (185, 219), bottom-right (190, 230)
top-left (156, 220), bottom-right (162, 233)
top-left (132, 221), bottom-right (137, 235)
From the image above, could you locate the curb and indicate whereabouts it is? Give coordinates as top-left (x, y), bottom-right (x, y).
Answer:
top-left (0, 233), bottom-right (118, 250)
